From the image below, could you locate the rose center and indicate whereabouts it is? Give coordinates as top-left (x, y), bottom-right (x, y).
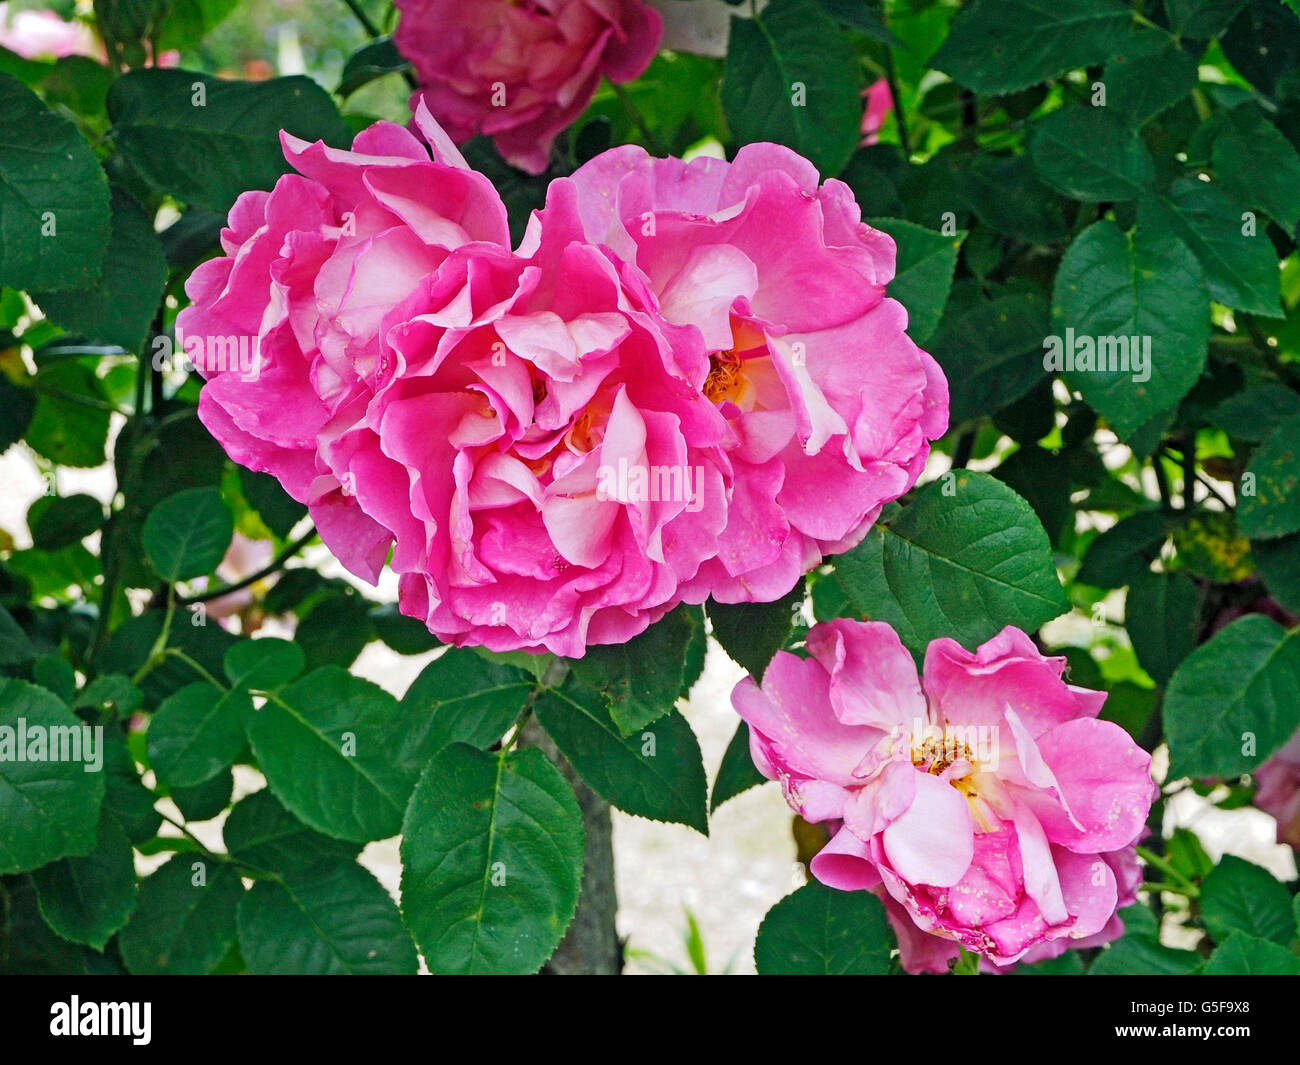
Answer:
top-left (704, 349), bottom-right (746, 404)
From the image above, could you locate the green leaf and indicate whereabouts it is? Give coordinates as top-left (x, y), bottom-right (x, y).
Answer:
top-left (815, 0), bottom-right (902, 45)
top-left (238, 468), bottom-right (307, 540)
top-left (711, 721), bottom-right (769, 813)
top-left (1125, 570), bottom-right (1199, 685)
top-left (246, 666), bottom-right (413, 843)
top-left (1238, 414), bottom-right (1300, 540)
top-left (1253, 533), bottom-right (1300, 614)
top-left (237, 859), bottom-right (417, 975)
top-left (0, 72), bottom-right (110, 291)
top-left (25, 360), bottom-right (110, 468)
top-left (0, 377), bottom-right (35, 453)
top-left (1165, 827), bottom-right (1215, 882)
top-left (148, 681), bottom-right (254, 790)
top-left (707, 578), bottom-right (804, 683)
top-left (108, 69), bottom-right (350, 214)
top-left (222, 637), bottom-right (304, 692)
top-left (1076, 509), bottom-right (1169, 587)
top-left (534, 682), bottom-right (709, 833)
top-left (101, 728), bottom-right (160, 845)
top-left (31, 812), bottom-right (137, 950)
top-left (171, 766), bottom-right (232, 822)
top-left (1200, 855), bottom-right (1296, 945)
top-left (0, 877), bottom-right (121, 975)
top-left (1164, 614), bottom-right (1300, 777)
top-left (1204, 932), bottom-right (1300, 975)
top-left (929, 291), bottom-right (1051, 422)
top-left (931, 0), bottom-right (1133, 94)
top-left (368, 603), bottom-right (440, 655)
top-left (754, 881), bottom-right (893, 974)
top-left (118, 854), bottom-right (243, 975)
top-left (1050, 219), bottom-right (1209, 439)
top-left (27, 493), bottom-right (102, 551)
top-left (1211, 104), bottom-right (1300, 231)
top-left (158, 0), bottom-right (239, 51)
top-left (1088, 935), bottom-right (1203, 974)
top-left (834, 472), bottom-right (1070, 653)
top-left (961, 154), bottom-right (1068, 244)
top-left (338, 35), bottom-right (410, 97)
top-left (142, 486), bottom-right (233, 582)
top-left (868, 218), bottom-right (964, 345)
top-left (1031, 107), bottom-right (1155, 202)
top-left (1104, 40), bottom-right (1200, 128)
top-left (1165, 0), bottom-right (1248, 39)
top-left (34, 655), bottom-right (76, 702)
top-left (569, 605), bottom-right (695, 735)
top-left (0, 678), bottom-right (105, 873)
top-left (223, 788), bottom-right (360, 877)
top-left (294, 592), bottom-right (374, 671)
top-left (1213, 384), bottom-right (1300, 444)
top-left (721, 0), bottom-right (863, 177)
top-left (1220, 1), bottom-right (1300, 99)
top-left (97, 608), bottom-right (238, 706)
top-left (0, 604), bottom-right (36, 668)
top-left (1138, 179), bottom-right (1283, 318)
top-left (400, 744), bottom-right (584, 975)
top-left (31, 188), bottom-right (167, 353)
top-left (394, 647), bottom-right (532, 774)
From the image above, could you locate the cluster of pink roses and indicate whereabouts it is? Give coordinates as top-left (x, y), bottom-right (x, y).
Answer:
top-left (734, 620), bottom-right (1157, 972)
top-left (181, 105), bottom-right (946, 656)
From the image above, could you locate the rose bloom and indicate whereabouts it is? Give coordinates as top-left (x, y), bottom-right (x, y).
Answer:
top-left (0, 3), bottom-right (98, 59)
top-left (733, 619), bottom-right (1156, 971)
top-left (1256, 731), bottom-right (1300, 849)
top-left (182, 107), bottom-right (730, 656)
top-left (179, 105), bottom-right (510, 588)
top-left (394, 0), bottom-right (662, 174)
top-left (556, 143), bottom-right (948, 605)
top-left (860, 78), bottom-right (893, 146)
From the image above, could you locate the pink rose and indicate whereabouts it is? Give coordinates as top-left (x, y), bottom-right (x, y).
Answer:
top-left (1256, 731), bottom-right (1300, 849)
top-left (860, 78), bottom-right (893, 146)
top-left (733, 619), bottom-right (1156, 970)
top-left (558, 143), bottom-right (948, 604)
top-left (0, 3), bottom-right (99, 59)
top-left (183, 107), bottom-right (732, 656)
top-left (333, 180), bottom-right (732, 656)
top-left (179, 105), bottom-right (511, 594)
top-left (394, 0), bottom-right (663, 175)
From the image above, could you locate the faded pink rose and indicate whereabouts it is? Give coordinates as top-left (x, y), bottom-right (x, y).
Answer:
top-left (559, 143), bottom-right (948, 604)
top-left (182, 106), bottom-right (732, 656)
top-left (860, 78), bottom-right (893, 146)
top-left (1256, 730), bottom-right (1300, 849)
top-left (733, 620), bottom-right (1156, 971)
top-left (394, 0), bottom-right (662, 175)
top-left (0, 3), bottom-right (98, 59)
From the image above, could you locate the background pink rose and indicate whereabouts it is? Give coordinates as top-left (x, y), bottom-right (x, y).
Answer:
top-left (0, 3), bottom-right (98, 59)
top-left (734, 620), bottom-right (1156, 970)
top-left (559, 143), bottom-right (948, 605)
top-left (394, 0), bottom-right (663, 174)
